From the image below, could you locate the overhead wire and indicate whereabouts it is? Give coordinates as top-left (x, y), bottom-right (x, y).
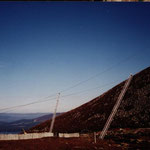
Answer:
top-left (60, 79), bottom-right (120, 99)
top-left (0, 54), bottom-right (136, 113)
top-left (0, 79), bottom-right (121, 113)
top-left (59, 54), bottom-right (135, 93)
top-left (0, 97), bottom-right (57, 112)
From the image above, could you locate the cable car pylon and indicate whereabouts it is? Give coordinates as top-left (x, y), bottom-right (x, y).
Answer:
top-left (100, 74), bottom-right (133, 139)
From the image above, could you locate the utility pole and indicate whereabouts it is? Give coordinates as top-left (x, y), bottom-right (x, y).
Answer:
top-left (100, 75), bottom-right (133, 139)
top-left (49, 93), bottom-right (60, 133)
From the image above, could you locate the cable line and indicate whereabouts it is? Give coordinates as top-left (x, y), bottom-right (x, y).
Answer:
top-left (59, 54), bottom-right (135, 93)
top-left (61, 80), bottom-right (120, 98)
top-left (0, 55), bottom-right (135, 113)
top-left (0, 79), bottom-right (120, 113)
top-left (0, 97), bottom-right (57, 112)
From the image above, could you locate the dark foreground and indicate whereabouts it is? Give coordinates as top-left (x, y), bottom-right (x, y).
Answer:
top-left (0, 137), bottom-right (122, 150)
top-left (0, 128), bottom-right (150, 150)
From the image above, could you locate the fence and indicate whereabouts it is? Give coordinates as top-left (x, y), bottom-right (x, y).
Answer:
top-left (0, 132), bottom-right (81, 141)
top-left (59, 133), bottom-right (79, 138)
top-left (0, 132), bottom-right (53, 141)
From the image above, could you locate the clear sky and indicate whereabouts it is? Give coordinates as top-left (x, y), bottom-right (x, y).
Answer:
top-left (0, 2), bottom-right (150, 113)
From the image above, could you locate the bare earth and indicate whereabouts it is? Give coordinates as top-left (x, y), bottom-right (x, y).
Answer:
top-left (0, 128), bottom-right (150, 150)
top-left (0, 137), bottom-right (122, 150)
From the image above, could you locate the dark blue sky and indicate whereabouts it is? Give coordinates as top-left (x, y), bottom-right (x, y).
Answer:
top-left (0, 2), bottom-right (150, 113)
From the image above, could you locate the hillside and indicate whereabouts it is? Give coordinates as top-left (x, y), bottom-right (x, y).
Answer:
top-left (29, 67), bottom-right (150, 133)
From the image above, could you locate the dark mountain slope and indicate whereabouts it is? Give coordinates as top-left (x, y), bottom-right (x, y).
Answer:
top-left (29, 67), bottom-right (150, 133)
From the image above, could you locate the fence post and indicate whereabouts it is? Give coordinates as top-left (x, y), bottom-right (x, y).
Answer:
top-left (94, 132), bottom-right (96, 143)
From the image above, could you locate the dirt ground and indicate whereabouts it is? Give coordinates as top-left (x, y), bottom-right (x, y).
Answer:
top-left (0, 137), bottom-right (122, 150)
top-left (0, 128), bottom-right (150, 150)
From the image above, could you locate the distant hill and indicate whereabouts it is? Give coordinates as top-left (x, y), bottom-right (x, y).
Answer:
top-left (29, 67), bottom-right (150, 133)
top-left (33, 113), bottom-right (62, 122)
top-left (0, 113), bottom-right (48, 123)
top-left (0, 113), bottom-right (61, 133)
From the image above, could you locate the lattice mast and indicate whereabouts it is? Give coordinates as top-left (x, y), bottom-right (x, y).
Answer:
top-left (49, 93), bottom-right (60, 133)
top-left (100, 75), bottom-right (133, 139)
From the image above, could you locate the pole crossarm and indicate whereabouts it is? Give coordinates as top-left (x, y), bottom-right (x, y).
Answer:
top-left (100, 74), bottom-right (133, 139)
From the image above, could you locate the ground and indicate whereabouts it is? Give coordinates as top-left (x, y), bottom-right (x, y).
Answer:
top-left (0, 137), bottom-right (122, 150)
top-left (0, 128), bottom-right (150, 150)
